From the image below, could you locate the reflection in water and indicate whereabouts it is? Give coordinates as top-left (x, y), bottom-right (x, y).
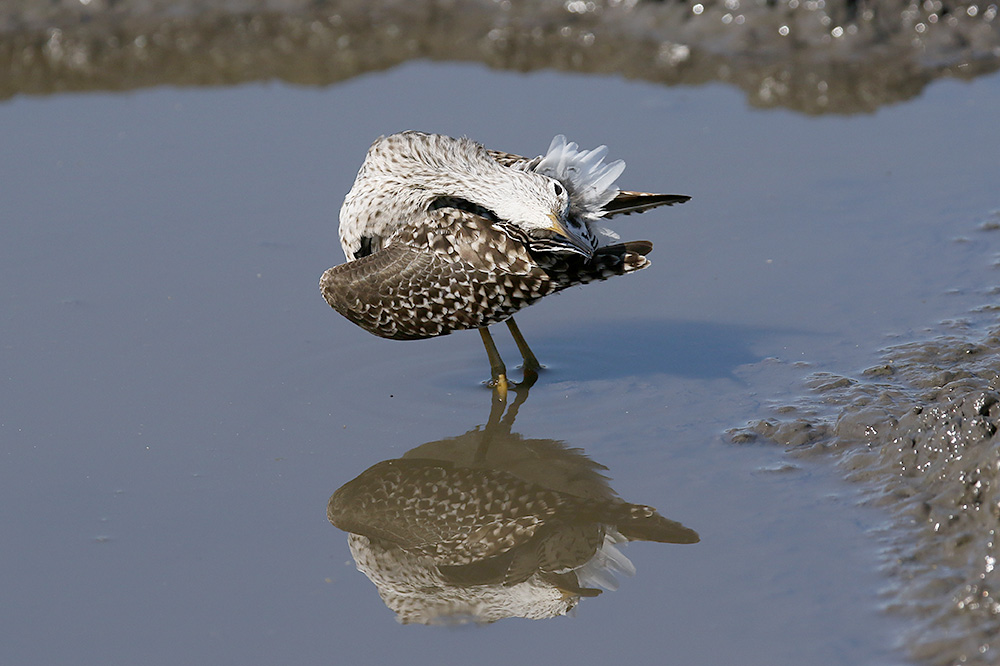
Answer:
top-left (3, 1), bottom-right (998, 113)
top-left (327, 385), bottom-right (698, 624)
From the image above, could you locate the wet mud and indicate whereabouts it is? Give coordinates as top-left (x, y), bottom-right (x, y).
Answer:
top-left (732, 263), bottom-right (1000, 663)
top-left (2, 0), bottom-right (998, 113)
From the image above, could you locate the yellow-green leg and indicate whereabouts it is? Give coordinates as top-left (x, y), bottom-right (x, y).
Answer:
top-left (478, 327), bottom-right (508, 401)
top-left (505, 317), bottom-right (541, 381)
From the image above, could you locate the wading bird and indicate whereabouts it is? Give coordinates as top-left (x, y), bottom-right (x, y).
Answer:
top-left (320, 131), bottom-right (689, 396)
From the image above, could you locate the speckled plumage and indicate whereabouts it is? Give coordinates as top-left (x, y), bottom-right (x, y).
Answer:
top-left (321, 207), bottom-right (653, 340)
top-left (325, 402), bottom-right (699, 623)
top-left (320, 131), bottom-right (689, 384)
top-left (328, 457), bottom-right (698, 595)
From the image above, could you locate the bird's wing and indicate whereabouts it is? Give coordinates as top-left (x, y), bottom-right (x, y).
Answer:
top-left (328, 458), bottom-right (551, 563)
top-left (320, 209), bottom-right (548, 340)
top-left (532, 240), bottom-right (653, 289)
top-left (321, 236), bottom-right (443, 340)
top-left (604, 192), bottom-right (691, 217)
top-left (321, 207), bottom-right (657, 341)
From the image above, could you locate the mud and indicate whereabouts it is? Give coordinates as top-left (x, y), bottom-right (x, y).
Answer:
top-left (732, 294), bottom-right (1000, 662)
top-left (2, 0), bottom-right (998, 113)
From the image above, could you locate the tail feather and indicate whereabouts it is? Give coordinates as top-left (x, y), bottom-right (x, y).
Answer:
top-left (614, 503), bottom-right (700, 544)
top-left (532, 239), bottom-right (652, 293)
top-left (605, 192), bottom-right (690, 217)
top-left (535, 135), bottom-right (627, 220)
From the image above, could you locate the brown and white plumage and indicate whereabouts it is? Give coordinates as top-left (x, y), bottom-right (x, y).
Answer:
top-left (328, 456), bottom-right (699, 623)
top-left (320, 131), bottom-right (689, 392)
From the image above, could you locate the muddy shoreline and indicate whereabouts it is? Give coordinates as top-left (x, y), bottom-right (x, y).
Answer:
top-left (732, 222), bottom-right (1000, 665)
top-left (2, 0), bottom-right (998, 113)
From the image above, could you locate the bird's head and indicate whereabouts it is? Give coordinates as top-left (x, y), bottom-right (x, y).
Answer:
top-left (487, 170), bottom-right (595, 258)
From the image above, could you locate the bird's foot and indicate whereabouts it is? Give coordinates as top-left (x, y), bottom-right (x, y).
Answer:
top-left (488, 373), bottom-right (509, 403)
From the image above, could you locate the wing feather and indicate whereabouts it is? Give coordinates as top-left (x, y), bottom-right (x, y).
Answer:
top-left (605, 192), bottom-right (690, 217)
top-left (321, 208), bottom-right (655, 340)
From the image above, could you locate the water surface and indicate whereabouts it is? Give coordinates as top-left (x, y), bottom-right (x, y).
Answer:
top-left (3, 53), bottom-right (1000, 665)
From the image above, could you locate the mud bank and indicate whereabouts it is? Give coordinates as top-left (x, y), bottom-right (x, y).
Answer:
top-left (2, 0), bottom-right (998, 113)
top-left (732, 227), bottom-right (1000, 665)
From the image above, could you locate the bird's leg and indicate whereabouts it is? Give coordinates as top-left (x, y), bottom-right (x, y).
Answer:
top-left (505, 318), bottom-right (541, 383)
top-left (504, 369), bottom-right (534, 426)
top-left (478, 327), bottom-right (508, 402)
top-left (473, 383), bottom-right (509, 463)
top-left (475, 361), bottom-right (535, 465)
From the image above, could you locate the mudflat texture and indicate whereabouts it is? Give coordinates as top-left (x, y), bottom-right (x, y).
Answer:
top-left (2, 0), bottom-right (998, 112)
top-left (733, 307), bottom-right (1000, 665)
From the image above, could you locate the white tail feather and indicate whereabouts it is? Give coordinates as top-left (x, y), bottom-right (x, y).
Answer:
top-left (534, 135), bottom-right (626, 221)
top-left (573, 529), bottom-right (636, 592)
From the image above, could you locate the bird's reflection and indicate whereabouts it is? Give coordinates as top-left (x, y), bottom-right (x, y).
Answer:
top-left (328, 382), bottom-right (698, 624)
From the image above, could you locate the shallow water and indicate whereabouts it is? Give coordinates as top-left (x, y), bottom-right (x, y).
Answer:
top-left (2, 25), bottom-right (1000, 666)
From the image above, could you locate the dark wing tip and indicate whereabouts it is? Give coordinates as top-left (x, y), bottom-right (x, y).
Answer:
top-left (619, 239), bottom-right (653, 256)
top-left (606, 192), bottom-right (691, 217)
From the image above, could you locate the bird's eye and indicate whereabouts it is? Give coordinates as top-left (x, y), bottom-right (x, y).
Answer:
top-left (553, 182), bottom-right (564, 196)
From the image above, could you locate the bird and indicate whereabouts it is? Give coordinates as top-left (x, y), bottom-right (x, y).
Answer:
top-left (328, 456), bottom-right (699, 623)
top-left (320, 131), bottom-right (689, 395)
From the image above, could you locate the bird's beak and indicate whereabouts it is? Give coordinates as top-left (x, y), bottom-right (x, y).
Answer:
top-left (547, 213), bottom-right (594, 258)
